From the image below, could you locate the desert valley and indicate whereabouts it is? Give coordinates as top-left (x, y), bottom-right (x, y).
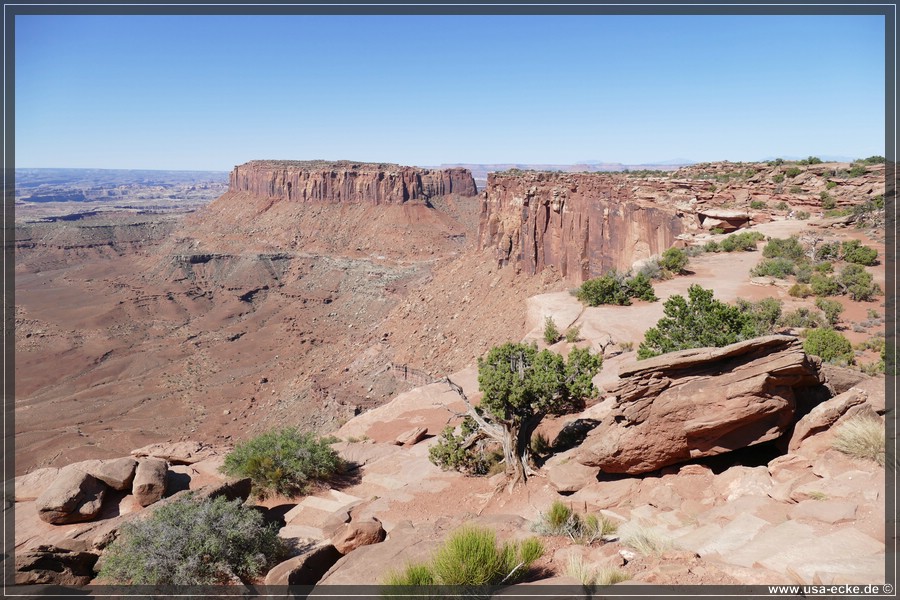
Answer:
top-left (11, 157), bottom-right (891, 593)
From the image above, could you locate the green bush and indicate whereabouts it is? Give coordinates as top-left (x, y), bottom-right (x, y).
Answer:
top-left (659, 247), bottom-right (689, 274)
top-left (221, 428), bottom-right (344, 499)
top-left (710, 227), bottom-right (726, 234)
top-left (751, 258), bottom-right (796, 279)
top-left (637, 285), bottom-right (754, 359)
top-left (762, 237), bottom-right (806, 261)
top-left (780, 308), bottom-right (826, 329)
top-left (799, 156), bottom-right (823, 165)
top-left (543, 316), bottom-right (561, 345)
top-left (815, 261), bottom-right (834, 273)
top-left (735, 297), bottom-right (783, 337)
top-left (625, 272), bottom-right (658, 302)
top-left (825, 181), bottom-right (837, 190)
top-left (858, 155), bottom-right (885, 164)
top-left (772, 174), bottom-right (785, 183)
top-left (789, 283), bottom-right (814, 298)
top-left (810, 274), bottom-right (841, 296)
top-left (533, 500), bottom-right (617, 545)
top-left (429, 417), bottom-right (499, 476)
top-left (795, 210), bottom-right (811, 220)
top-left (848, 164), bottom-right (868, 178)
top-left (803, 328), bottom-right (854, 365)
top-left (99, 495), bottom-right (286, 585)
top-left (564, 325), bottom-right (581, 343)
top-left (815, 298), bottom-right (844, 326)
top-left (820, 192), bottom-right (836, 210)
top-left (815, 242), bottom-right (840, 261)
top-left (841, 240), bottom-right (878, 266)
top-left (575, 272), bottom-right (632, 306)
top-left (784, 167), bottom-right (802, 178)
top-left (720, 231), bottom-right (764, 252)
top-left (749, 200), bottom-right (767, 209)
top-left (795, 263), bottom-right (813, 284)
top-left (775, 201), bottom-right (789, 210)
top-left (703, 240), bottom-right (721, 253)
top-left (383, 526), bottom-right (543, 587)
top-left (837, 264), bottom-right (881, 301)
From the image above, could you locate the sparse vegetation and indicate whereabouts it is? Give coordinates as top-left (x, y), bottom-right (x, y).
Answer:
top-left (382, 526), bottom-right (543, 587)
top-left (789, 283), bottom-right (814, 298)
top-left (659, 247), bottom-right (689, 275)
top-left (620, 523), bottom-right (673, 557)
top-left (719, 231), bottom-right (765, 252)
top-left (825, 181), bottom-right (837, 190)
top-left (795, 210), bottom-right (811, 220)
top-left (762, 236), bottom-right (806, 262)
top-left (221, 428), bottom-right (344, 499)
top-left (99, 495), bottom-right (286, 585)
top-left (749, 199), bottom-right (767, 209)
top-left (820, 192), bottom-right (836, 210)
top-left (838, 264), bottom-right (881, 301)
top-left (637, 285), bottom-right (754, 359)
top-left (543, 316), bottom-right (561, 345)
top-left (832, 416), bottom-right (885, 466)
top-left (533, 501), bottom-right (617, 545)
top-left (575, 270), bottom-right (658, 306)
top-left (567, 555), bottom-right (629, 587)
top-left (775, 201), bottom-right (789, 210)
top-left (751, 257), bottom-right (796, 278)
top-left (780, 308), bottom-right (826, 330)
top-left (564, 324), bottom-right (582, 343)
top-left (784, 167), bottom-right (802, 178)
top-left (840, 240), bottom-right (878, 266)
top-left (735, 297), bottom-right (783, 337)
top-left (814, 298), bottom-right (844, 326)
top-left (847, 163), bottom-right (868, 178)
top-left (798, 156), bottom-right (823, 165)
top-left (429, 417), bottom-right (501, 476)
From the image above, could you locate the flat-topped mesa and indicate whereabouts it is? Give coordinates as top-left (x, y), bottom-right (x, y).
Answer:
top-left (479, 171), bottom-right (687, 284)
top-left (229, 160), bottom-right (477, 205)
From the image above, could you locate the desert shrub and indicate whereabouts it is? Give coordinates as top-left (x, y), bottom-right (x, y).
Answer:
top-left (637, 285), bottom-right (753, 359)
top-left (858, 155), bottom-right (885, 164)
top-left (866, 309), bottom-right (881, 319)
top-left (735, 297), bottom-right (783, 336)
top-left (762, 236), bottom-right (806, 262)
top-left (749, 200), bottom-right (767, 209)
top-left (659, 247), bottom-right (689, 274)
top-left (815, 261), bottom-right (834, 273)
top-left (751, 258), bottom-right (796, 279)
top-left (784, 167), bottom-right (802, 178)
top-left (567, 556), bottom-right (629, 587)
top-left (772, 174), bottom-right (785, 183)
top-left (780, 308), bottom-right (826, 329)
top-left (802, 328), bottom-right (854, 365)
top-left (810, 274), bottom-right (841, 296)
top-left (789, 283), bottom-right (814, 298)
top-left (814, 298), bottom-right (844, 326)
top-left (575, 272), bottom-right (632, 306)
top-left (221, 428), bottom-right (344, 499)
top-left (384, 526), bottom-right (543, 587)
top-left (832, 416), bottom-right (885, 466)
top-left (820, 192), bottom-right (836, 210)
top-left (838, 264), bottom-right (881, 301)
top-left (795, 210), bottom-right (811, 220)
top-left (840, 240), bottom-right (878, 266)
top-left (99, 495), bottom-right (285, 585)
top-left (775, 201), bottom-right (789, 210)
top-left (533, 501), bottom-right (617, 545)
top-left (815, 242), bottom-right (839, 261)
top-left (429, 417), bottom-right (499, 476)
top-left (620, 523), bottom-right (673, 557)
top-left (848, 164), bottom-right (868, 178)
top-left (795, 263), bottom-right (813, 284)
top-left (799, 156), bottom-right (823, 165)
top-left (624, 272), bottom-right (658, 302)
top-left (564, 324), bottom-right (581, 343)
top-left (720, 231), bottom-right (764, 252)
top-left (637, 258), bottom-right (664, 280)
top-left (710, 227), bottom-right (726, 234)
top-left (703, 240), bottom-right (721, 253)
top-left (825, 180), bottom-right (837, 190)
top-left (543, 316), bottom-right (561, 345)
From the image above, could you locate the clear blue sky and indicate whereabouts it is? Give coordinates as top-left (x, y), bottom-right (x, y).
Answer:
top-left (15, 14), bottom-right (886, 170)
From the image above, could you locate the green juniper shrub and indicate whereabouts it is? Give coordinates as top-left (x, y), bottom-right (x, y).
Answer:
top-left (775, 201), bottom-right (790, 210)
top-left (703, 240), bottom-right (721, 253)
top-left (815, 242), bottom-right (840, 261)
top-left (762, 236), bottom-right (806, 261)
top-left (429, 416), bottom-right (499, 476)
top-left (750, 200), bottom-right (767, 209)
top-left (847, 164), bottom-right (868, 178)
top-left (751, 257), bottom-right (797, 279)
top-left (780, 307), bottom-right (826, 330)
top-left (858, 155), bottom-right (885, 164)
top-left (710, 227), bottom-right (726, 235)
top-left (221, 428), bottom-right (344, 499)
top-left (543, 317), bottom-right (561, 345)
top-left (810, 273), bottom-right (841, 297)
top-left (795, 263), bottom-right (813, 284)
top-left (789, 283), bottom-right (814, 298)
top-left (784, 167), bottom-right (802, 178)
top-left (814, 261), bottom-right (834, 274)
top-left (799, 156), bottom-right (823, 165)
top-left (735, 297), bottom-right (783, 337)
top-left (659, 247), bottom-right (689, 275)
top-left (624, 272), bottom-right (658, 302)
top-left (575, 271), bottom-right (633, 306)
top-left (99, 495), bottom-right (286, 585)
top-left (825, 181), bottom-right (837, 190)
top-left (837, 264), bottom-right (881, 301)
top-left (802, 328), bottom-right (854, 365)
top-left (820, 192), bottom-right (836, 210)
top-left (815, 298), bottom-right (845, 326)
top-left (772, 174), bottom-right (785, 184)
top-left (840, 240), bottom-right (878, 266)
top-left (720, 231), bottom-right (764, 252)
top-left (564, 325), bottom-right (581, 343)
top-left (637, 285), bottom-right (754, 359)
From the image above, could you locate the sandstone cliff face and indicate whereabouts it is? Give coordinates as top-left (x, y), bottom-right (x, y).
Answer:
top-left (478, 172), bottom-right (688, 284)
top-left (229, 160), bottom-right (477, 205)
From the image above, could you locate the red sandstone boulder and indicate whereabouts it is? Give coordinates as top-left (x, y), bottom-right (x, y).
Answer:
top-left (571, 336), bottom-right (825, 476)
top-left (132, 459), bottom-right (168, 507)
top-left (331, 518), bottom-right (386, 554)
top-left (35, 466), bottom-right (107, 525)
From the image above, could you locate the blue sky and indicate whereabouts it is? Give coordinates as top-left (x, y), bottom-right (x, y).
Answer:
top-left (15, 14), bottom-right (886, 170)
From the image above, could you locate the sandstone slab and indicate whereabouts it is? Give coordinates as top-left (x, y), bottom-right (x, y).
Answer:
top-left (15, 545), bottom-right (98, 586)
top-left (264, 543), bottom-right (343, 586)
top-left (14, 468), bottom-right (60, 502)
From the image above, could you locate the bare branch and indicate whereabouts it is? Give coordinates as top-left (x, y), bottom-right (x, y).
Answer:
top-left (444, 377), bottom-right (504, 440)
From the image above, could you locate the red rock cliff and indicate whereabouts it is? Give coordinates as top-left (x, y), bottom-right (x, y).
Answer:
top-left (478, 171), bottom-right (687, 284)
top-left (229, 160), bottom-right (477, 204)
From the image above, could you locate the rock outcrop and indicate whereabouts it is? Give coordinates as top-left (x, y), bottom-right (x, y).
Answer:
top-left (132, 459), bottom-right (168, 507)
top-left (478, 171), bottom-right (690, 283)
top-left (35, 466), bottom-right (107, 525)
top-left (571, 335), bottom-right (825, 475)
top-left (229, 160), bottom-right (477, 205)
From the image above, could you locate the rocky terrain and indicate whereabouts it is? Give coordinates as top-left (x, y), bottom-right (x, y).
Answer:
top-left (11, 158), bottom-right (890, 591)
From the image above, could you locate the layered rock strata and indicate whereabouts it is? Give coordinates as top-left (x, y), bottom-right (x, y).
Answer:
top-left (229, 160), bottom-right (477, 204)
top-left (478, 171), bottom-right (689, 283)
